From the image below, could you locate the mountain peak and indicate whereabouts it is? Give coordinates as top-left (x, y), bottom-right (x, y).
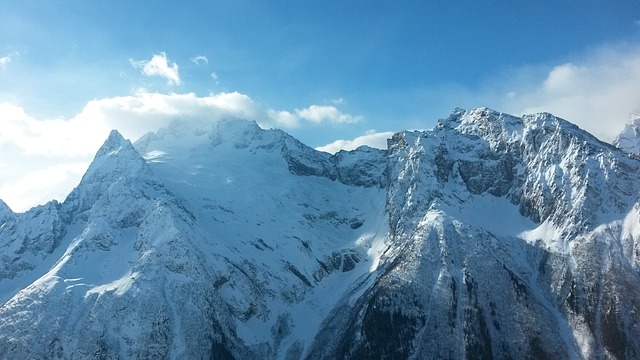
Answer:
top-left (94, 129), bottom-right (130, 157)
top-left (435, 107), bottom-right (526, 147)
top-left (0, 199), bottom-right (13, 222)
top-left (108, 128), bottom-right (125, 139)
top-left (84, 129), bottom-right (145, 179)
top-left (0, 198), bottom-right (12, 213)
top-left (135, 118), bottom-right (265, 155)
top-left (613, 114), bottom-right (640, 155)
top-left (61, 129), bottom-right (154, 218)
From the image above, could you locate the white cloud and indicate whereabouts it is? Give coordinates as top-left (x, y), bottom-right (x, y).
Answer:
top-left (316, 130), bottom-right (395, 154)
top-left (295, 105), bottom-right (362, 124)
top-left (332, 97), bottom-right (346, 105)
top-left (0, 51), bottom-right (17, 69)
top-left (0, 162), bottom-right (88, 213)
top-left (191, 55), bottom-right (208, 65)
top-left (0, 103), bottom-right (109, 156)
top-left (131, 52), bottom-right (181, 86)
top-left (76, 91), bottom-right (266, 140)
top-left (211, 72), bottom-right (219, 82)
top-left (401, 44), bottom-right (640, 143)
top-left (76, 91), bottom-right (362, 136)
top-left (0, 101), bottom-right (111, 211)
top-left (0, 55), bottom-right (11, 69)
top-left (494, 44), bottom-right (640, 141)
top-left (267, 109), bottom-right (299, 128)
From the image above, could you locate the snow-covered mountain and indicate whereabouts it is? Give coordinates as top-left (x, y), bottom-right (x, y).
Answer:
top-left (613, 114), bottom-right (640, 156)
top-left (1, 108), bottom-right (639, 359)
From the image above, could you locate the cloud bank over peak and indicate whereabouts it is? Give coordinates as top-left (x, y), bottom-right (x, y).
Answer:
top-left (1, 90), bottom-right (364, 158)
top-left (0, 90), bottom-right (363, 211)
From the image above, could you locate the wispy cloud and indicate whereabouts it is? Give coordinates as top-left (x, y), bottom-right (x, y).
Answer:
top-left (295, 105), bottom-right (362, 124)
top-left (315, 44), bottom-right (640, 154)
top-left (0, 56), bottom-right (11, 69)
top-left (487, 44), bottom-right (640, 141)
top-left (264, 104), bottom-right (362, 128)
top-left (388, 43), bottom-right (640, 143)
top-left (316, 130), bottom-right (394, 154)
top-left (131, 52), bottom-right (181, 86)
top-left (191, 55), bottom-right (208, 65)
top-left (267, 109), bottom-right (299, 128)
top-left (0, 51), bottom-right (17, 69)
top-left (331, 97), bottom-right (346, 105)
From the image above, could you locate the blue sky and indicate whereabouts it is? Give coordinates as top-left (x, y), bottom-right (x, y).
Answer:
top-left (1, 1), bottom-right (640, 211)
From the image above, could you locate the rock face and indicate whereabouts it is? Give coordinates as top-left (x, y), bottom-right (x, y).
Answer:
top-left (1, 109), bottom-right (639, 359)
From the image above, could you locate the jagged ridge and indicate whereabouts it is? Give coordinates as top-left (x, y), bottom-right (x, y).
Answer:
top-left (308, 108), bottom-right (640, 359)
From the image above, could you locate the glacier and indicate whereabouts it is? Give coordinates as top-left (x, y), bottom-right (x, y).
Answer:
top-left (0, 108), bottom-right (639, 359)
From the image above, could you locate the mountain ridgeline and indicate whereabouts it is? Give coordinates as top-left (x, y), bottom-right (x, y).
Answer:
top-left (0, 108), bottom-right (639, 359)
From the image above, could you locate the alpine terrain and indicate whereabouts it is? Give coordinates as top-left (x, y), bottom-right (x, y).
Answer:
top-left (1, 107), bottom-right (639, 359)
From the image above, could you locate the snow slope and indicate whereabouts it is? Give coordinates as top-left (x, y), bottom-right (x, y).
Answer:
top-left (1, 108), bottom-right (639, 359)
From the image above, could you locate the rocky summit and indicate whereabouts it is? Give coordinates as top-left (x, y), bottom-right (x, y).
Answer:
top-left (1, 108), bottom-right (639, 359)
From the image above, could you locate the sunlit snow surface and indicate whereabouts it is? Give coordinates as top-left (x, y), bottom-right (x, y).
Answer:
top-left (134, 120), bottom-right (389, 354)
